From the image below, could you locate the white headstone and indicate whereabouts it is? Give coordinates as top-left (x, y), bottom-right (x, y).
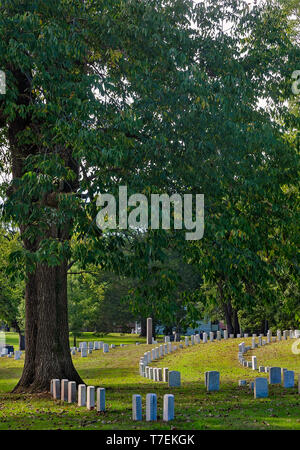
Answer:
top-left (146, 393), bottom-right (157, 421)
top-left (132, 394), bottom-right (142, 421)
top-left (163, 394), bottom-right (175, 421)
top-left (103, 343), bottom-right (109, 353)
top-left (87, 386), bottom-right (95, 410)
top-left (78, 384), bottom-right (86, 406)
top-left (97, 388), bottom-right (106, 411)
top-left (168, 371), bottom-right (181, 387)
top-left (68, 381), bottom-right (77, 403)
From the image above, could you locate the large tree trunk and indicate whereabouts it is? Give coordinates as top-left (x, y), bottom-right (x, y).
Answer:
top-left (13, 259), bottom-right (83, 393)
top-left (219, 282), bottom-right (234, 335)
top-left (233, 309), bottom-right (240, 335)
top-left (264, 319), bottom-right (269, 335)
top-left (19, 334), bottom-right (25, 351)
top-left (218, 281), bottom-right (240, 336)
top-left (223, 301), bottom-right (234, 335)
top-left (223, 304), bottom-right (240, 336)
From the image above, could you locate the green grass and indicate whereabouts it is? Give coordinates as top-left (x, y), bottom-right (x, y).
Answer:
top-left (0, 334), bottom-right (300, 430)
top-left (74, 332), bottom-right (147, 346)
top-left (4, 331), bottom-right (147, 348)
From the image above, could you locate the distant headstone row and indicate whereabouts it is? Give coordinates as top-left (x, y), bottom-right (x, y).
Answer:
top-left (50, 379), bottom-right (106, 411)
top-left (139, 340), bottom-right (184, 386)
top-left (138, 326), bottom-right (299, 397)
top-left (139, 327), bottom-right (278, 385)
top-left (240, 374), bottom-right (300, 398)
top-left (162, 328), bottom-right (299, 350)
top-left (237, 331), bottom-right (300, 398)
top-left (145, 322), bottom-right (299, 348)
top-left (70, 341), bottom-right (129, 358)
top-left (139, 331), bottom-right (218, 382)
top-left (0, 348), bottom-right (22, 360)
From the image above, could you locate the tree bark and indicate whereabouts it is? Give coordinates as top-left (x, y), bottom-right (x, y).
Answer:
top-left (13, 259), bottom-right (83, 393)
top-left (264, 319), bottom-right (269, 335)
top-left (218, 282), bottom-right (234, 335)
top-left (233, 309), bottom-right (240, 335)
top-left (223, 301), bottom-right (234, 335)
top-left (218, 280), bottom-right (240, 336)
top-left (18, 334), bottom-right (25, 351)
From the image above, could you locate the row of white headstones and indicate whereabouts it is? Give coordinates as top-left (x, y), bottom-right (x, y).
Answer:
top-left (237, 330), bottom-right (300, 398)
top-left (0, 348), bottom-right (22, 359)
top-left (53, 340), bottom-right (175, 421)
top-left (50, 379), bottom-right (106, 410)
top-left (50, 379), bottom-right (175, 422)
top-left (139, 334), bottom-right (224, 391)
top-left (139, 331), bottom-right (250, 386)
top-left (139, 329), bottom-right (300, 393)
top-left (70, 341), bottom-right (140, 357)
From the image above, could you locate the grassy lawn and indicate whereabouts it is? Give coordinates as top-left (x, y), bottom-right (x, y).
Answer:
top-left (0, 334), bottom-right (299, 430)
top-left (4, 331), bottom-right (147, 348)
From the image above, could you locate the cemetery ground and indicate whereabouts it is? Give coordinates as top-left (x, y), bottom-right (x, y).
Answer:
top-left (0, 333), bottom-right (299, 430)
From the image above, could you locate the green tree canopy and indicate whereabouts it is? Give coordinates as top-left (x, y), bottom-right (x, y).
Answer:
top-left (0, 0), bottom-right (298, 391)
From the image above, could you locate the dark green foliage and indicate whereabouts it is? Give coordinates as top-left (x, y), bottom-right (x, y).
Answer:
top-left (68, 267), bottom-right (135, 334)
top-left (0, 228), bottom-right (24, 331)
top-left (0, 0), bottom-right (299, 357)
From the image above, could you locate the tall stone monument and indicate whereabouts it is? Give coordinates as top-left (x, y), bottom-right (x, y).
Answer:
top-left (147, 317), bottom-right (152, 345)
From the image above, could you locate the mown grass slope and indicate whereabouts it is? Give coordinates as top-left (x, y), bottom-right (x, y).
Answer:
top-left (0, 333), bottom-right (299, 430)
